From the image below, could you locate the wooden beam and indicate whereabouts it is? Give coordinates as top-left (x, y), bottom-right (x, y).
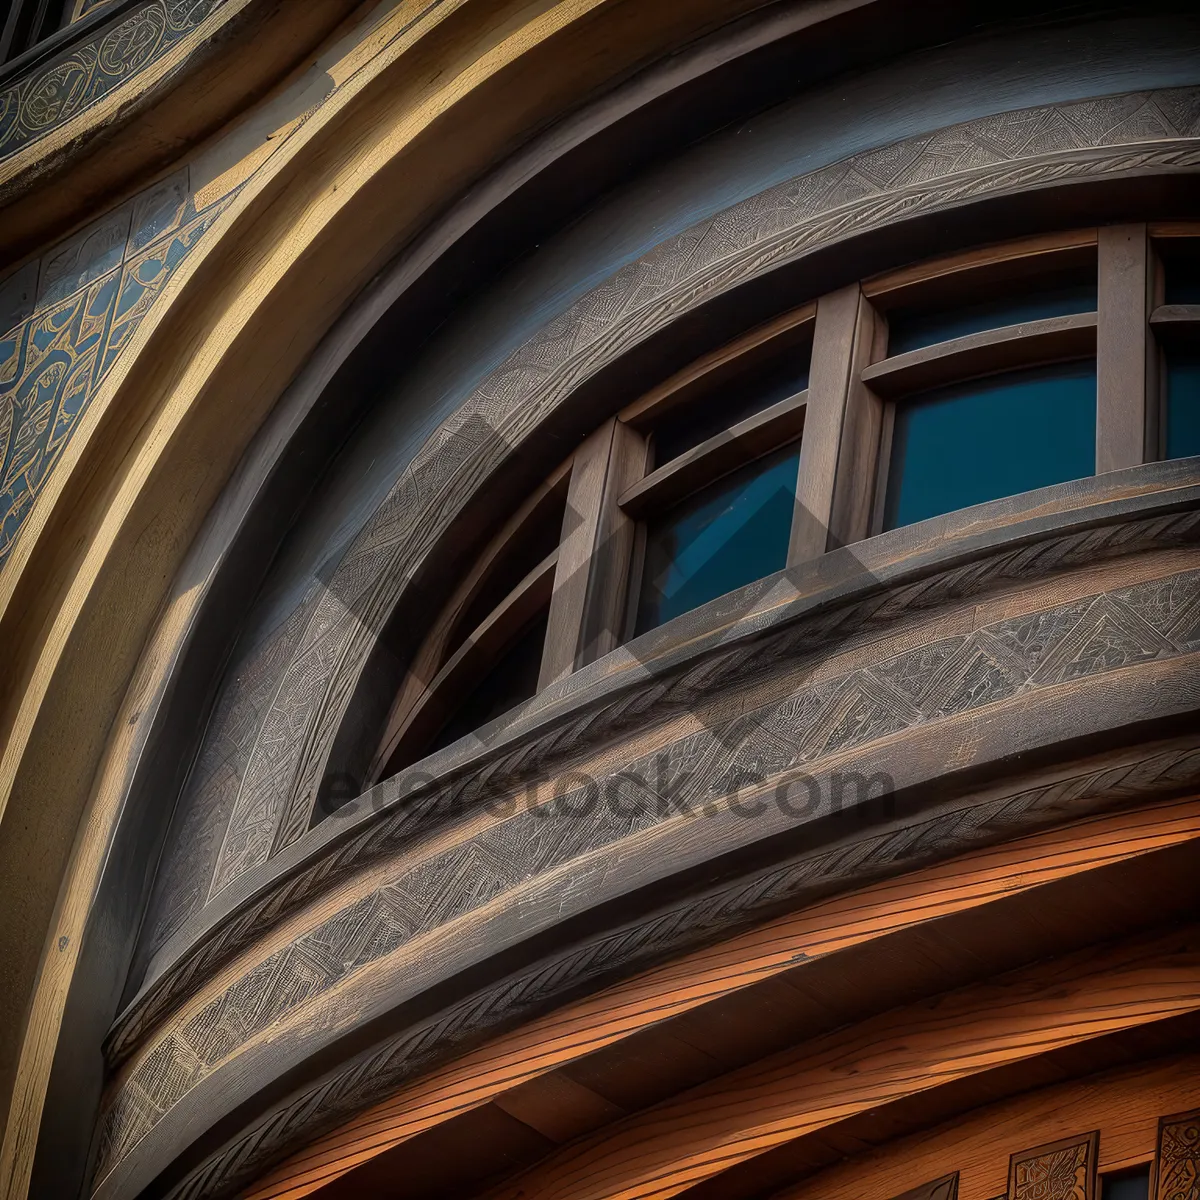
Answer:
top-left (1097, 224), bottom-right (1151, 473)
top-left (481, 925), bottom-right (1200, 1200)
top-left (771, 1052), bottom-right (1200, 1200)
top-left (242, 798), bottom-right (1200, 1200)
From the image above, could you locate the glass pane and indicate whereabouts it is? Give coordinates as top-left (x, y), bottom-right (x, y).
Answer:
top-left (887, 281), bottom-right (1097, 356)
top-left (1166, 348), bottom-right (1200, 459)
top-left (653, 356), bottom-right (809, 465)
top-left (1102, 1168), bottom-right (1150, 1200)
top-left (430, 610), bottom-right (549, 753)
top-left (636, 446), bottom-right (799, 635)
top-left (1163, 239), bottom-right (1200, 305)
top-left (884, 362), bottom-right (1096, 530)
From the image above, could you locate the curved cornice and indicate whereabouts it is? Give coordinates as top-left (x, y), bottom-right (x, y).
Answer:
top-left (199, 84), bottom-right (1200, 909)
top-left (114, 461), bottom-right (1200, 1065)
top-left (95, 468), bottom-right (1200, 1199)
top-left (0, 0), bottom-right (364, 260)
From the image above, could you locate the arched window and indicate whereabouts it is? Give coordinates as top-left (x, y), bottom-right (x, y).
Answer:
top-left (363, 223), bottom-right (1200, 787)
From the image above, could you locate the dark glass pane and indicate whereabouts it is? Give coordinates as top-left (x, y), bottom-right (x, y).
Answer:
top-left (1163, 239), bottom-right (1200, 304)
top-left (636, 446), bottom-right (799, 635)
top-left (653, 356), bottom-right (809, 465)
top-left (1102, 1168), bottom-right (1150, 1200)
top-left (884, 362), bottom-right (1096, 530)
top-left (1166, 348), bottom-right (1200, 459)
top-left (430, 610), bottom-right (549, 752)
top-left (887, 281), bottom-right (1097, 356)
top-left (445, 489), bottom-right (565, 661)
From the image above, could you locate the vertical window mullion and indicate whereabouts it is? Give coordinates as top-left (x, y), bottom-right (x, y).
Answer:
top-left (790, 284), bottom-right (881, 562)
top-left (1097, 223), bottom-right (1151, 472)
top-left (538, 419), bottom-right (648, 685)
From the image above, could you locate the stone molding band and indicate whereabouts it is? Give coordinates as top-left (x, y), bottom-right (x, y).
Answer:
top-left (171, 84), bottom-right (1200, 937)
top-left (113, 465), bottom-right (1200, 1067)
top-left (93, 479), bottom-right (1200, 1197)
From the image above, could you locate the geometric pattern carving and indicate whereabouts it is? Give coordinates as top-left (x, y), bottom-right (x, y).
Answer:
top-left (94, 561), bottom-right (1200, 1190)
top-left (1008, 1131), bottom-right (1098, 1200)
top-left (895, 1176), bottom-right (959, 1200)
top-left (154, 732), bottom-right (1200, 1200)
top-left (179, 84), bottom-right (1200, 918)
top-left (118, 523), bottom-right (1200, 1061)
top-left (1154, 1109), bottom-right (1200, 1200)
top-left (0, 168), bottom-right (234, 568)
top-left (0, 0), bottom-right (223, 163)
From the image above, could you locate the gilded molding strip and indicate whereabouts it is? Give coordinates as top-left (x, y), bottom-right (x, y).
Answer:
top-left (94, 549), bottom-right (1200, 1190)
top-left (190, 86), bottom-right (1200, 911)
top-left (1154, 1108), bottom-right (1200, 1200)
top-left (115, 504), bottom-right (1200, 1069)
top-left (0, 0), bottom-right (224, 163)
top-left (1008, 1131), bottom-right (1098, 1200)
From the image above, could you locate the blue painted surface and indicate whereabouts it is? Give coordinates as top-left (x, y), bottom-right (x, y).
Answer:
top-left (884, 362), bottom-right (1097, 530)
top-left (636, 446), bottom-right (799, 634)
top-left (1167, 349), bottom-right (1200, 459)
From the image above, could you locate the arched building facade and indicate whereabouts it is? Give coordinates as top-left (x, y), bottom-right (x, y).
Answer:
top-left (1, 2), bottom-right (1200, 1198)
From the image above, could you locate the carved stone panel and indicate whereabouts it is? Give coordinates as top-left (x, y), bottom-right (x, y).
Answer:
top-left (1154, 1109), bottom-right (1200, 1200)
top-left (1008, 1131), bottom-right (1098, 1200)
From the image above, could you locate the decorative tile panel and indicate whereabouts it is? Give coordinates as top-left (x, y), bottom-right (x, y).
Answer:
top-left (0, 168), bottom-right (234, 567)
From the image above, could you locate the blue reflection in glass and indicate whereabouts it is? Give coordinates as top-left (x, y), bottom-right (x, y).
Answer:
top-left (887, 282), bottom-right (1097, 356)
top-left (884, 362), bottom-right (1096, 530)
top-left (1102, 1169), bottom-right (1150, 1200)
top-left (1166, 348), bottom-right (1200, 459)
top-left (636, 446), bottom-right (799, 634)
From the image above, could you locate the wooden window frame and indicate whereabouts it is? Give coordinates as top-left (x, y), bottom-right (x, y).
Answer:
top-left (368, 459), bottom-right (572, 780)
top-left (1148, 223), bottom-right (1200, 461)
top-left (368, 225), bottom-right (1183, 785)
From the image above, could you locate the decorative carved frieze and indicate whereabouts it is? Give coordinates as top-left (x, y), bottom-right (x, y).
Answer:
top-left (158, 85), bottom-right (1200, 931)
top-left (93, 547), bottom-right (1200, 1196)
top-left (115, 501), bottom-right (1200, 1069)
top-left (1154, 1108), bottom-right (1200, 1200)
top-left (1008, 1131), bottom-right (1098, 1200)
top-left (0, 0), bottom-right (224, 164)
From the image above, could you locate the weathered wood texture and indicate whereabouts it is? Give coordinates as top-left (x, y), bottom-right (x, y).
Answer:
top-left (1097, 224), bottom-right (1151, 473)
top-left (239, 797), bottom-right (1200, 1200)
top-left (773, 1054), bottom-right (1200, 1200)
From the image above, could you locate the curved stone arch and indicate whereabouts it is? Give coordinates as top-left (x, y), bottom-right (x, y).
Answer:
top-left (207, 83), bottom-right (1200, 901)
top-left (7, 0), bottom-right (803, 1192)
top-left (96, 475), bottom-right (1200, 1200)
